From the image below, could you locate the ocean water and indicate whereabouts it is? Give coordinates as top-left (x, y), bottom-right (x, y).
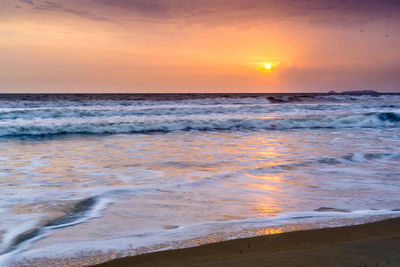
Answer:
top-left (0, 93), bottom-right (400, 266)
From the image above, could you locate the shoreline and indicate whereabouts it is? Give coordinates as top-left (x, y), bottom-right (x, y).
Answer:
top-left (92, 217), bottom-right (400, 267)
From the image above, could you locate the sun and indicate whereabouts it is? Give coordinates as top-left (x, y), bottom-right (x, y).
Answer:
top-left (264, 63), bottom-right (272, 70)
top-left (257, 61), bottom-right (280, 73)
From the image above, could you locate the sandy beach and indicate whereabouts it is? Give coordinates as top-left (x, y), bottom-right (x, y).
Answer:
top-left (93, 217), bottom-right (400, 267)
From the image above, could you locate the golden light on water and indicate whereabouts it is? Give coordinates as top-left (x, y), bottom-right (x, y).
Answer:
top-left (255, 227), bottom-right (284, 235)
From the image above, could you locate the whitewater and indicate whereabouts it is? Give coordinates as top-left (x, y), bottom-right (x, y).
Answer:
top-left (0, 93), bottom-right (400, 266)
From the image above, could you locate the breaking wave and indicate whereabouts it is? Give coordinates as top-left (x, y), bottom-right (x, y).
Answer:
top-left (0, 112), bottom-right (399, 137)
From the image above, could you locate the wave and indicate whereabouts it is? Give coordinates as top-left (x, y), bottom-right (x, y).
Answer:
top-left (1, 103), bottom-right (399, 121)
top-left (0, 196), bottom-right (110, 265)
top-left (0, 112), bottom-right (399, 137)
top-left (0, 104), bottom-right (276, 120)
top-left (249, 151), bottom-right (400, 175)
top-left (0, 93), bottom-right (399, 105)
top-left (10, 209), bottom-right (400, 266)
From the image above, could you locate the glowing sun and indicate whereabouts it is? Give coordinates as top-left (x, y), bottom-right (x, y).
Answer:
top-left (264, 63), bottom-right (272, 70)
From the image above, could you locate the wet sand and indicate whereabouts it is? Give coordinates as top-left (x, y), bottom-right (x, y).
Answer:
top-left (93, 217), bottom-right (400, 267)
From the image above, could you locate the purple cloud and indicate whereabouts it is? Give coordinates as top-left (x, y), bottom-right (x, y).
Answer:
top-left (5, 0), bottom-right (400, 26)
top-left (19, 0), bottom-right (35, 5)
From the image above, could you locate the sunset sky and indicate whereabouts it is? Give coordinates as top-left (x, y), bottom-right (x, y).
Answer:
top-left (1, 0), bottom-right (400, 93)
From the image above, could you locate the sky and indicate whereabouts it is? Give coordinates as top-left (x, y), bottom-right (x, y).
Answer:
top-left (1, 0), bottom-right (400, 93)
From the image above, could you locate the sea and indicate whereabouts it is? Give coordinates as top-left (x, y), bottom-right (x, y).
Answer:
top-left (0, 93), bottom-right (400, 266)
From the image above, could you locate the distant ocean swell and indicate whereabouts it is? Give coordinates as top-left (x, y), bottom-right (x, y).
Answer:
top-left (1, 103), bottom-right (399, 120)
top-left (0, 112), bottom-right (399, 137)
top-left (0, 92), bottom-right (398, 104)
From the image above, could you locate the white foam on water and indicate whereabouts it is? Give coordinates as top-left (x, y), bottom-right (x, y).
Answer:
top-left (0, 196), bottom-right (112, 266)
top-left (12, 210), bottom-right (400, 267)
